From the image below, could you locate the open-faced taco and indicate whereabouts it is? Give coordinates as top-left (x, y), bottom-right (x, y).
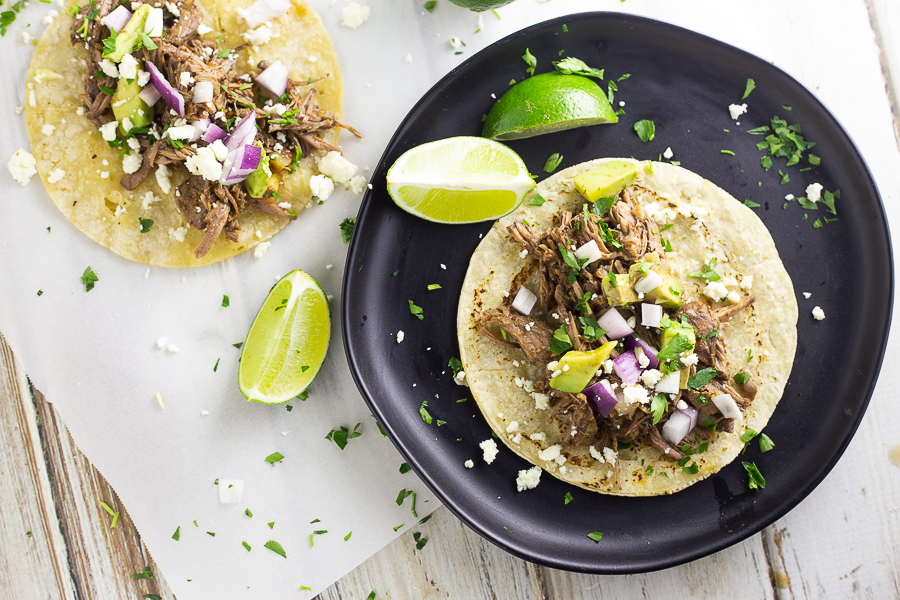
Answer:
top-left (25, 0), bottom-right (360, 266)
top-left (457, 158), bottom-right (797, 495)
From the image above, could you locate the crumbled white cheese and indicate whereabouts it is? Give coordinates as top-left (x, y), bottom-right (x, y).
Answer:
top-left (740, 275), bottom-right (753, 290)
top-left (702, 280), bottom-right (729, 301)
top-left (515, 466), bottom-right (542, 491)
top-left (42, 9), bottom-right (58, 24)
top-left (155, 164), bottom-right (172, 194)
top-left (116, 204), bottom-right (128, 217)
top-left (640, 368), bottom-right (663, 387)
top-left (728, 103), bottom-right (747, 120)
top-left (197, 23), bottom-right (213, 35)
top-left (127, 137), bottom-right (141, 152)
top-left (676, 399), bottom-right (688, 410)
top-left (184, 146), bottom-right (222, 181)
top-left (341, 2), bottom-right (370, 28)
top-left (621, 384), bottom-right (650, 406)
top-left (99, 58), bottom-right (119, 78)
top-left (122, 153), bottom-right (142, 174)
top-left (603, 359), bottom-right (614, 374)
top-left (511, 433), bottom-right (522, 444)
top-left (785, 194), bottom-right (795, 201)
top-left (531, 392), bottom-right (549, 411)
top-left (812, 306), bottom-right (825, 320)
top-left (45, 168), bottom-right (66, 184)
top-left (403, 53), bottom-right (413, 64)
top-left (681, 353), bottom-right (699, 368)
top-left (634, 347), bottom-right (650, 369)
top-left (165, 1), bottom-right (180, 16)
top-left (118, 54), bottom-right (139, 80)
top-left (806, 183), bottom-right (823, 203)
top-left (529, 432), bottom-right (546, 442)
top-left (99, 121), bottom-right (119, 141)
top-left (726, 291), bottom-right (741, 304)
top-left (168, 227), bottom-right (187, 242)
top-left (537, 444), bottom-right (561, 463)
top-left (453, 369), bottom-right (468, 386)
top-left (253, 241), bottom-right (271, 258)
top-left (262, 103), bottom-right (287, 116)
top-left (663, 147), bottom-right (674, 160)
top-left (348, 175), bottom-right (367, 195)
top-left (41, 123), bottom-right (56, 136)
top-left (100, 171), bottom-right (110, 179)
top-left (479, 439), bottom-right (499, 464)
top-left (156, 336), bottom-right (169, 348)
top-left (803, 292), bottom-right (811, 299)
top-left (318, 151), bottom-right (358, 184)
top-left (309, 174), bottom-right (335, 200)
top-left (505, 421), bottom-right (519, 433)
top-left (242, 24), bottom-right (273, 46)
top-left (167, 123), bottom-right (196, 140)
top-left (450, 37), bottom-right (462, 49)
top-left (396, 330), bottom-right (404, 343)
top-left (166, 343), bottom-right (179, 353)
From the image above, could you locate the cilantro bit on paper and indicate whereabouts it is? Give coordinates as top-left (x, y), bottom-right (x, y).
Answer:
top-left (399, 462), bottom-right (411, 474)
top-left (245, 508), bottom-right (253, 518)
top-left (242, 541), bottom-right (251, 551)
top-left (264, 540), bottom-right (287, 558)
top-left (325, 423), bottom-right (362, 449)
top-left (265, 452), bottom-right (285, 465)
top-left (340, 217), bottom-right (356, 243)
top-left (423, 0), bottom-right (435, 12)
top-left (81, 266), bottom-right (99, 291)
top-left (221, 295), bottom-right (229, 307)
top-left (413, 531), bottom-right (428, 550)
top-left (172, 526), bottom-right (180, 541)
top-left (396, 489), bottom-right (413, 506)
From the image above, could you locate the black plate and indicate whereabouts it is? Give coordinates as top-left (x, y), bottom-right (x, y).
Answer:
top-left (341, 13), bottom-right (893, 573)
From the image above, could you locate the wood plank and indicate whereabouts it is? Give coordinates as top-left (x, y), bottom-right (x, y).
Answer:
top-left (868, 0), bottom-right (900, 146)
top-left (0, 334), bottom-right (177, 600)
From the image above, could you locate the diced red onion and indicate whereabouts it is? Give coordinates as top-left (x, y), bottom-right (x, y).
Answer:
top-left (662, 408), bottom-right (698, 445)
top-left (641, 303), bottom-right (663, 328)
top-left (193, 81), bottom-right (214, 104)
top-left (613, 351), bottom-right (642, 386)
top-left (655, 371), bottom-right (680, 394)
top-left (511, 286), bottom-right (537, 316)
top-left (101, 5), bottom-right (132, 32)
top-left (624, 335), bottom-right (659, 369)
top-left (585, 379), bottom-right (618, 418)
top-left (243, 0), bottom-right (291, 28)
top-left (145, 60), bottom-right (184, 116)
top-left (202, 123), bottom-right (227, 143)
top-left (255, 60), bottom-right (290, 98)
top-left (220, 144), bottom-right (262, 185)
top-left (711, 394), bottom-right (742, 419)
top-left (597, 308), bottom-right (633, 339)
top-left (138, 84), bottom-right (161, 106)
top-left (573, 240), bottom-right (602, 267)
top-left (224, 112), bottom-right (258, 152)
top-left (634, 270), bottom-right (663, 295)
top-left (143, 7), bottom-right (164, 37)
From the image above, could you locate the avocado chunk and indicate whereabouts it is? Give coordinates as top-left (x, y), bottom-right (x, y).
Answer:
top-left (679, 368), bottom-right (690, 390)
top-left (243, 147), bottom-right (273, 198)
top-left (644, 276), bottom-right (684, 309)
top-left (601, 272), bottom-right (638, 306)
top-left (105, 4), bottom-right (151, 63)
top-left (112, 78), bottom-right (154, 135)
top-left (660, 319), bottom-right (696, 354)
top-left (574, 160), bottom-right (639, 203)
top-left (550, 341), bottom-right (618, 393)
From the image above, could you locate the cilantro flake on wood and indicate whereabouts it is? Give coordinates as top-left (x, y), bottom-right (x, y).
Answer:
top-left (130, 567), bottom-right (153, 579)
top-left (413, 531), bottom-right (428, 550)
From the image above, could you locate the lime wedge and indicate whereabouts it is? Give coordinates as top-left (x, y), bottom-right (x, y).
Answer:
top-left (482, 73), bottom-right (618, 140)
top-left (386, 136), bottom-right (535, 224)
top-left (239, 270), bottom-right (331, 404)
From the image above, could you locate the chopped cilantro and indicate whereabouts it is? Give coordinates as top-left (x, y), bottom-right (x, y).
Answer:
top-left (37, 290), bottom-right (43, 296)
top-left (721, 150), bottom-right (735, 156)
top-left (661, 238), bottom-right (672, 252)
top-left (688, 367), bottom-right (718, 390)
top-left (245, 508), bottom-right (253, 518)
top-left (656, 333), bottom-right (693, 361)
top-left (682, 461), bottom-right (700, 475)
top-left (528, 193), bottom-right (546, 206)
top-left (592, 196), bottom-right (616, 216)
top-left (393, 524), bottom-right (404, 532)
top-left (325, 423), bottom-right (362, 449)
top-left (340, 217), bottom-right (356, 243)
top-left (759, 434), bottom-right (775, 453)
top-left (139, 32), bottom-right (157, 51)
top-left (587, 532), bottom-right (603, 543)
top-left (139, 217), bottom-right (154, 233)
top-left (650, 393), bottom-right (668, 424)
top-left (689, 258), bottom-right (721, 281)
top-left (242, 541), bottom-right (251, 551)
top-left (743, 199), bottom-right (761, 208)
top-left (522, 48), bottom-right (536, 76)
top-left (413, 531), bottom-right (428, 550)
top-left (564, 492), bottom-right (573, 505)
top-left (172, 526), bottom-right (180, 541)
top-left (81, 266), bottom-right (99, 291)
top-left (396, 489), bottom-right (414, 505)
top-left (285, 404), bottom-right (293, 411)
top-left (427, 283), bottom-right (441, 291)
top-left (392, 270), bottom-right (399, 277)
top-left (456, 398), bottom-right (467, 403)
top-left (264, 540), bottom-right (286, 558)
top-left (543, 153), bottom-right (563, 173)
top-left (344, 531), bottom-right (352, 541)
top-left (399, 462), bottom-right (411, 474)
top-left (130, 567), bottom-right (153, 579)
top-left (408, 300), bottom-right (424, 320)
top-left (418, 400), bottom-right (433, 425)
top-left (553, 56), bottom-right (603, 79)
top-left (221, 295), bottom-right (229, 307)
top-left (423, 0), bottom-right (436, 11)
top-left (233, 342), bottom-right (243, 349)
top-left (742, 461), bottom-right (766, 490)
top-left (740, 428), bottom-right (758, 444)
top-left (742, 78), bottom-right (756, 99)
top-left (367, 592), bottom-right (376, 600)
top-left (264, 452), bottom-right (284, 465)
top-left (269, 522), bottom-right (276, 529)
top-left (549, 324), bottom-right (573, 355)
top-left (448, 357), bottom-right (463, 377)
top-left (733, 372), bottom-right (751, 385)
top-left (634, 120), bottom-right (655, 142)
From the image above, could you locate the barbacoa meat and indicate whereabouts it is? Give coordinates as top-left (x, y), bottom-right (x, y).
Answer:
top-left (479, 306), bottom-right (555, 367)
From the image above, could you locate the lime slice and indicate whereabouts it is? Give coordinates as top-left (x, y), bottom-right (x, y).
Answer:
top-left (239, 270), bottom-right (331, 404)
top-left (386, 136), bottom-right (535, 224)
top-left (482, 72), bottom-right (618, 140)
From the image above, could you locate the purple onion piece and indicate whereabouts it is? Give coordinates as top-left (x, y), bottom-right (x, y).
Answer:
top-left (624, 335), bottom-right (659, 369)
top-left (145, 60), bottom-right (184, 116)
top-left (612, 350), bottom-right (642, 386)
top-left (584, 380), bottom-right (618, 418)
top-left (681, 406), bottom-right (699, 431)
top-left (138, 84), bottom-right (161, 106)
top-left (202, 123), bottom-right (227, 143)
top-left (220, 144), bottom-right (261, 185)
top-left (224, 112), bottom-right (258, 152)
top-left (597, 308), bottom-right (633, 339)
top-left (101, 5), bottom-right (132, 32)
top-left (255, 60), bottom-right (289, 98)
top-left (662, 410), bottom-right (693, 445)
top-left (243, 0), bottom-right (292, 28)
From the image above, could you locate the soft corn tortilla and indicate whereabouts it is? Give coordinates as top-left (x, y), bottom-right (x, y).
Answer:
top-left (457, 159), bottom-right (798, 496)
top-left (25, 0), bottom-right (341, 267)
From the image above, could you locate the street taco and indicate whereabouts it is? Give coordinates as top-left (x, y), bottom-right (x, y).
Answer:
top-left (25, 0), bottom-right (359, 267)
top-left (457, 158), bottom-right (797, 495)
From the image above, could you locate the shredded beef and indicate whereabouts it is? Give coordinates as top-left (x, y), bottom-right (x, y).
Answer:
top-left (175, 177), bottom-right (248, 257)
top-left (479, 306), bottom-right (555, 366)
top-left (550, 393), bottom-right (596, 446)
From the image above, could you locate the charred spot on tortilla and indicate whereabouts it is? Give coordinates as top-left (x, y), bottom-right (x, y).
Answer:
top-left (457, 158), bottom-right (798, 496)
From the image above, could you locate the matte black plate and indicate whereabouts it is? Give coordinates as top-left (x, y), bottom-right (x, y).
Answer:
top-left (341, 13), bottom-right (892, 573)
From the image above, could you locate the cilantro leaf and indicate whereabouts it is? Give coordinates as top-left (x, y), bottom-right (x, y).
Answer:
top-left (413, 531), bottom-right (428, 550)
top-left (739, 428), bottom-right (758, 444)
top-left (552, 56), bottom-right (604, 79)
top-left (743, 199), bottom-right (760, 208)
top-left (325, 423), bottom-right (362, 449)
top-left (742, 461), bottom-right (766, 490)
top-left (586, 532), bottom-right (604, 543)
top-left (742, 78), bottom-right (756, 100)
top-left (340, 217), bottom-right (356, 243)
top-left (689, 258), bottom-right (721, 281)
top-left (399, 462), bottom-right (411, 474)
top-left (139, 217), bottom-right (154, 233)
top-left (650, 393), bottom-right (668, 425)
top-left (527, 193), bottom-right (546, 206)
top-left (449, 357), bottom-right (463, 377)
top-left (396, 488), bottom-right (414, 505)
top-left (263, 540), bottom-right (286, 558)
top-left (634, 120), bottom-right (655, 142)
top-left (549, 325), bottom-right (573, 355)
top-left (543, 153), bottom-right (563, 174)
top-left (655, 333), bottom-right (693, 361)
top-left (81, 266), bottom-right (99, 291)
top-left (418, 401), bottom-right (433, 425)
top-left (264, 452), bottom-right (284, 465)
top-left (423, 0), bottom-right (436, 11)
top-left (564, 492), bottom-right (573, 505)
top-left (733, 372), bottom-right (751, 385)
top-left (522, 48), bottom-right (536, 76)
top-left (172, 526), bottom-right (180, 541)
top-left (759, 434), bottom-right (775, 453)
top-left (688, 367), bottom-right (718, 390)
top-left (408, 300), bottom-right (424, 320)
top-left (130, 567), bottom-right (153, 579)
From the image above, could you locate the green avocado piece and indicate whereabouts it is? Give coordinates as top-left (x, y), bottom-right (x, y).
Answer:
top-left (243, 147), bottom-right (272, 198)
top-left (644, 276), bottom-right (684, 309)
top-left (660, 320), bottom-right (696, 353)
top-left (105, 4), bottom-right (151, 63)
top-left (601, 272), bottom-right (638, 306)
top-left (679, 368), bottom-right (690, 390)
top-left (550, 341), bottom-right (618, 393)
top-left (573, 160), bottom-right (639, 203)
top-left (112, 78), bottom-right (154, 135)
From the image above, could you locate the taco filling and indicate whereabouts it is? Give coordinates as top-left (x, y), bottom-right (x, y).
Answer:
top-left (68, 0), bottom-right (360, 258)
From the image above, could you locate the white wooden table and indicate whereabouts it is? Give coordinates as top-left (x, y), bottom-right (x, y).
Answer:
top-left (3, 1), bottom-right (900, 598)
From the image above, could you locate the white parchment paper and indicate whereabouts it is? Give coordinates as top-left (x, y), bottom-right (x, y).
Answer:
top-left (2, 1), bottom-right (899, 597)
